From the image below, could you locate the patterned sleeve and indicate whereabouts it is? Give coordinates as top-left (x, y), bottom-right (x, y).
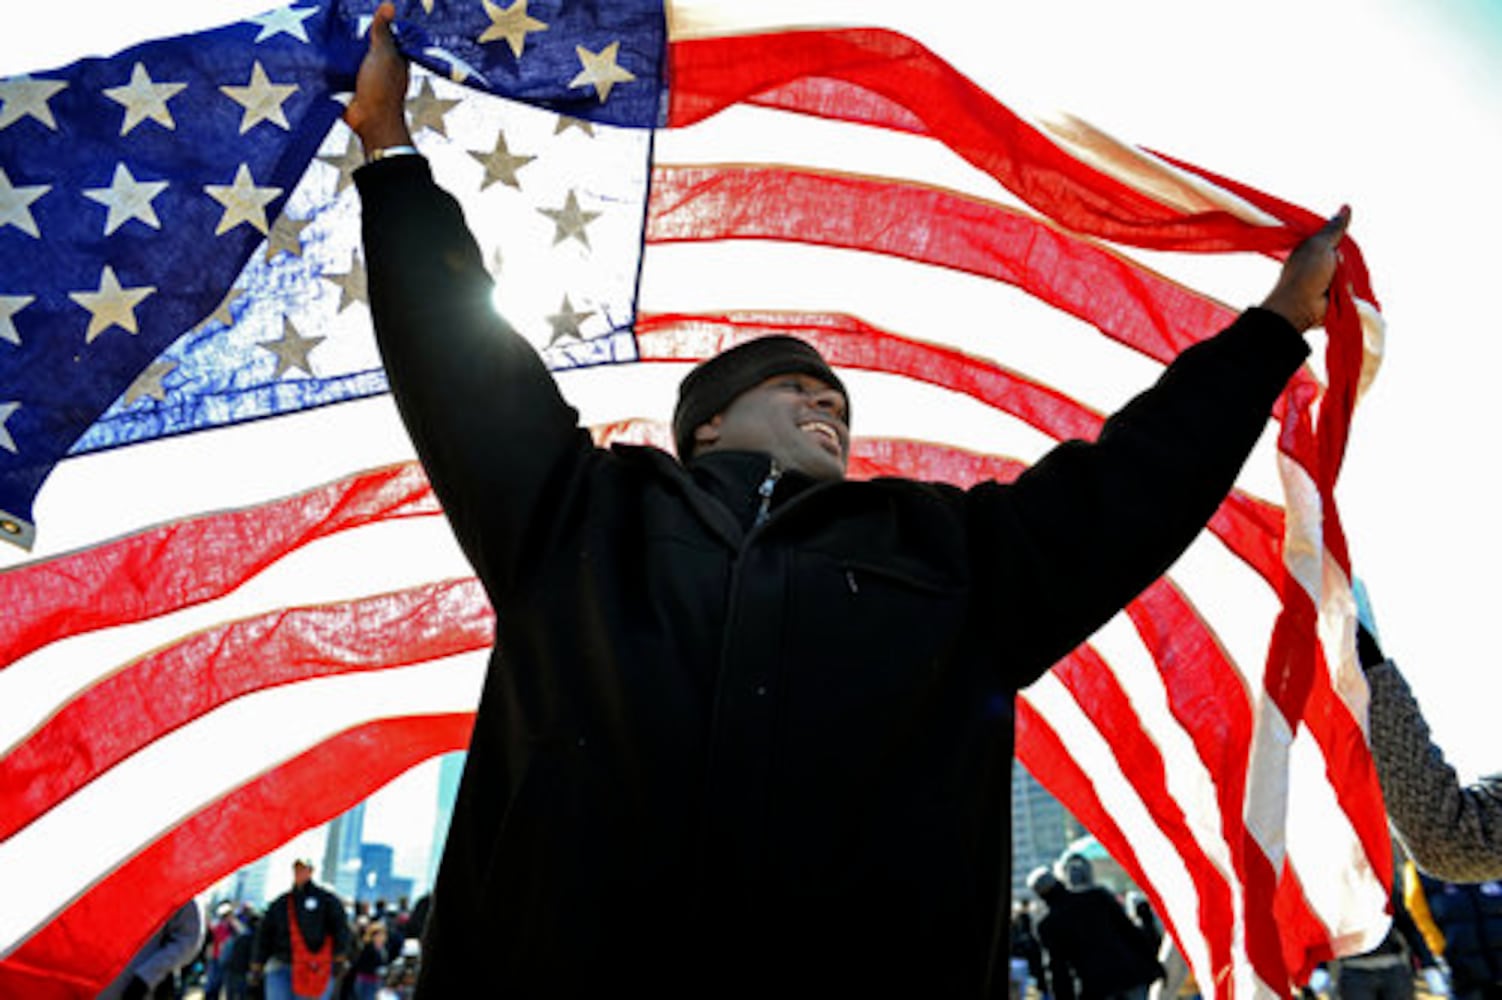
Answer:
top-left (1367, 659), bottom-right (1502, 881)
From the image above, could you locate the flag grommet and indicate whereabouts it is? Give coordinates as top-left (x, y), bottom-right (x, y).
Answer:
top-left (0, 510), bottom-right (35, 550)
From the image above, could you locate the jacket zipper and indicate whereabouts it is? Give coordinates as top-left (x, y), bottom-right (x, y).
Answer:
top-left (752, 459), bottom-right (783, 529)
top-left (698, 455), bottom-right (782, 905)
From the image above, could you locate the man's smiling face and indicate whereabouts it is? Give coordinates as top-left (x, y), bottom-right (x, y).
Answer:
top-left (693, 372), bottom-right (850, 481)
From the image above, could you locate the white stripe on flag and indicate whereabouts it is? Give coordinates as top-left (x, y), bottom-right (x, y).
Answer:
top-left (1286, 730), bottom-right (1391, 954)
top-left (0, 652), bottom-right (486, 953)
top-left (0, 511), bottom-right (468, 755)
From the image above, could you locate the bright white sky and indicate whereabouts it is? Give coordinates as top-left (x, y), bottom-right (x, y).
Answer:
top-left (5, 0), bottom-right (1500, 891)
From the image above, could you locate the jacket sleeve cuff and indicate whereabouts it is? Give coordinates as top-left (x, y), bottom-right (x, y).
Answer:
top-left (1230, 306), bottom-right (1310, 370)
top-left (353, 152), bottom-right (434, 200)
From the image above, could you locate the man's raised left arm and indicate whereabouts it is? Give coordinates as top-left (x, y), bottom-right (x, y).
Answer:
top-left (976, 209), bottom-right (1350, 682)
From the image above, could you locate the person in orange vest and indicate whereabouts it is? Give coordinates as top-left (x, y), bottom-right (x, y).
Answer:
top-left (250, 859), bottom-right (352, 1000)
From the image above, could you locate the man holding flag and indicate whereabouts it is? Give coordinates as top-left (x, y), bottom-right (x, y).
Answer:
top-left (341, 5), bottom-right (1350, 996)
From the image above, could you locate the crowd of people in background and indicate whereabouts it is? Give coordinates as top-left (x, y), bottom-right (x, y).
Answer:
top-left (115, 858), bottom-right (432, 1000)
top-left (1011, 853), bottom-right (1168, 1000)
top-left (1004, 853), bottom-right (1502, 1000)
top-left (111, 836), bottom-right (1501, 1000)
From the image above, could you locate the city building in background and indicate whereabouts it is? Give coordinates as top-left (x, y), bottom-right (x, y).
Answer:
top-left (357, 843), bottom-right (415, 905)
top-left (322, 802), bottom-right (367, 902)
top-left (1012, 761), bottom-right (1085, 899)
top-left (225, 856), bottom-right (270, 909)
top-left (425, 752), bottom-right (465, 894)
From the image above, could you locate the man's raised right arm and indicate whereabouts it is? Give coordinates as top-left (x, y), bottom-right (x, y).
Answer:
top-left (346, 5), bottom-right (591, 590)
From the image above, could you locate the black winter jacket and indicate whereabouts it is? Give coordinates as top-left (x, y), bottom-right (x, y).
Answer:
top-left (1036, 885), bottom-right (1164, 1000)
top-left (355, 156), bottom-right (1308, 998)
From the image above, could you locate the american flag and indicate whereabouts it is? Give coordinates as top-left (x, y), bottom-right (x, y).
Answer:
top-left (0, 0), bottom-right (1391, 995)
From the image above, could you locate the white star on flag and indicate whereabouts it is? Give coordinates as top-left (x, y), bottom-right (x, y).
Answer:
top-left (219, 61), bottom-right (299, 133)
top-left (83, 163), bottom-right (169, 235)
top-left (0, 167), bottom-right (47, 237)
top-left (204, 163), bottom-right (283, 235)
top-left (0, 76), bottom-right (67, 131)
top-left (245, 4), bottom-right (318, 44)
top-left (102, 63), bottom-right (186, 135)
top-left (67, 265), bottom-right (155, 343)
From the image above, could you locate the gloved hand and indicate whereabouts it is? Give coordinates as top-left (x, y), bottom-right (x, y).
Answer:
top-left (1423, 966), bottom-right (1450, 997)
top-left (121, 975), bottom-right (150, 1000)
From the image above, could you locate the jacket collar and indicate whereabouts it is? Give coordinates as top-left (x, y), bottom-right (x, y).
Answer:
top-left (609, 443), bottom-right (743, 548)
top-left (609, 444), bottom-right (824, 547)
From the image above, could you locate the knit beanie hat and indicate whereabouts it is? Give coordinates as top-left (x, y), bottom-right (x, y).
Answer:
top-left (672, 335), bottom-right (849, 460)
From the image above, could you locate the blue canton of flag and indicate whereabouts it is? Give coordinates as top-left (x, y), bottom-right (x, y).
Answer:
top-left (0, 0), bottom-right (664, 550)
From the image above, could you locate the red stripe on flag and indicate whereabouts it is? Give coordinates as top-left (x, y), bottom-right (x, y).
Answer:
top-left (1211, 494), bottom-right (1286, 587)
top-left (1151, 150), bottom-right (1378, 311)
top-left (637, 310), bottom-right (1106, 441)
top-left (0, 462), bottom-right (439, 669)
top-left (0, 713), bottom-right (475, 998)
top-left (1302, 644), bottom-right (1394, 899)
top-left (848, 438), bottom-right (1029, 486)
top-left (645, 165), bottom-right (1243, 365)
top-left (0, 579), bottom-right (492, 842)
top-left (666, 31), bottom-right (1298, 253)
top-left (1274, 863), bottom-right (1341, 984)
top-left (596, 418), bottom-right (1035, 486)
top-left (1127, 579), bottom-right (1254, 831)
